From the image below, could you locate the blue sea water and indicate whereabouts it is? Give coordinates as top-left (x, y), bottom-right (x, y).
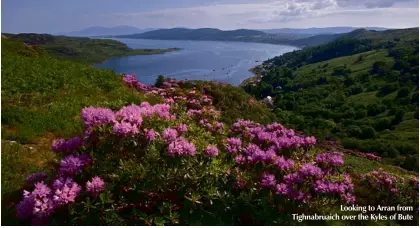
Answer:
top-left (94, 38), bottom-right (297, 86)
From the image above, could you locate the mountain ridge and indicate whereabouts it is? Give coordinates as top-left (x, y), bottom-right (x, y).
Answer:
top-left (57, 26), bottom-right (156, 37)
top-left (114, 27), bottom-right (343, 47)
top-left (260, 26), bottom-right (390, 35)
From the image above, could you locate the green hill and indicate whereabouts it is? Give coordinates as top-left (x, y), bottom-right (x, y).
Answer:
top-left (2, 33), bottom-right (180, 64)
top-left (244, 28), bottom-right (419, 171)
top-left (116, 27), bottom-right (344, 47)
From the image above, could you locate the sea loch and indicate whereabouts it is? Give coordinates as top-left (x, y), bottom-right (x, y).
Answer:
top-left (94, 38), bottom-right (297, 86)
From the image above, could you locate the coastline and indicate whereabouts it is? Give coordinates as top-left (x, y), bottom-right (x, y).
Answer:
top-left (239, 65), bottom-right (263, 87)
top-left (92, 47), bottom-right (182, 66)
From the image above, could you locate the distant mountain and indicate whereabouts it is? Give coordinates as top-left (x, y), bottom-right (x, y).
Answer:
top-left (118, 28), bottom-right (267, 40)
top-left (260, 27), bottom-right (390, 35)
top-left (115, 28), bottom-right (342, 47)
top-left (58, 26), bottom-right (156, 37)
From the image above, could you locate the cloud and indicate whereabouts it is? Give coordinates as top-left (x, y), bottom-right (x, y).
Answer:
top-left (101, 0), bottom-right (419, 29)
top-left (336, 0), bottom-right (416, 8)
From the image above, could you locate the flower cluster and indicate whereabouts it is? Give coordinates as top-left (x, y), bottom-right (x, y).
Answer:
top-left (364, 153), bottom-right (381, 161)
top-left (26, 172), bottom-right (48, 185)
top-left (18, 174), bottom-right (105, 224)
top-left (361, 168), bottom-right (400, 194)
top-left (163, 128), bottom-right (179, 143)
top-left (205, 145), bottom-right (219, 157)
top-left (58, 154), bottom-right (91, 176)
top-left (168, 137), bottom-right (197, 156)
top-left (81, 107), bottom-right (116, 131)
top-left (53, 178), bottom-right (82, 206)
top-left (199, 118), bottom-right (224, 133)
top-left (122, 74), bottom-right (151, 92)
top-left (86, 176), bottom-right (105, 195)
top-left (18, 75), bottom-right (406, 225)
top-left (51, 137), bottom-right (83, 153)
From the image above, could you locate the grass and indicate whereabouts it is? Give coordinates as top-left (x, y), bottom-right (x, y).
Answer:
top-left (1, 37), bottom-right (276, 222)
top-left (2, 33), bottom-right (180, 65)
top-left (1, 52), bottom-right (150, 143)
top-left (1, 141), bottom-right (58, 225)
top-left (344, 154), bottom-right (416, 177)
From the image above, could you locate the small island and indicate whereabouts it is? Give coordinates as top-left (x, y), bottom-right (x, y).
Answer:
top-left (2, 33), bottom-right (181, 65)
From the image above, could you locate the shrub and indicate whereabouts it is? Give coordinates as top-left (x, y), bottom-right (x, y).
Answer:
top-left (397, 87), bottom-right (410, 98)
top-left (355, 110), bottom-right (367, 119)
top-left (359, 125), bottom-right (376, 139)
top-left (332, 66), bottom-right (351, 76)
top-left (411, 92), bottom-right (419, 104)
top-left (377, 83), bottom-right (399, 97)
top-left (391, 109), bottom-right (406, 126)
top-left (345, 125), bottom-right (362, 138)
top-left (15, 76), bottom-right (361, 226)
top-left (373, 118), bottom-right (391, 131)
top-left (371, 61), bottom-right (392, 76)
top-left (400, 155), bottom-right (419, 171)
top-left (155, 75), bottom-right (165, 87)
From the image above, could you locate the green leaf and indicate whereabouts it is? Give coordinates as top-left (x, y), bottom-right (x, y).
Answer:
top-left (154, 216), bottom-right (165, 226)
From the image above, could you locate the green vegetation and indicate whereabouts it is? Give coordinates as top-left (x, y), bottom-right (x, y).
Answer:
top-left (1, 28), bottom-right (418, 226)
top-left (1, 38), bottom-right (275, 225)
top-left (2, 33), bottom-right (180, 65)
top-left (244, 28), bottom-right (419, 171)
top-left (1, 37), bottom-right (146, 144)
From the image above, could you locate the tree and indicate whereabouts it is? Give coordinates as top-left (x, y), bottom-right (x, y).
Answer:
top-left (397, 87), bottom-right (410, 98)
top-left (377, 83), bottom-right (398, 97)
top-left (391, 109), bottom-right (406, 125)
top-left (411, 92), bottom-right (419, 104)
top-left (371, 61), bottom-right (391, 76)
top-left (345, 125), bottom-right (362, 138)
top-left (373, 118), bottom-right (391, 131)
top-left (359, 125), bottom-right (376, 139)
top-left (332, 66), bottom-right (351, 76)
top-left (355, 55), bottom-right (364, 63)
top-left (155, 75), bottom-right (165, 87)
top-left (344, 76), bottom-right (356, 87)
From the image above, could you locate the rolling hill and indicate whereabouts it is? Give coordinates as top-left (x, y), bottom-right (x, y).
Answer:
top-left (2, 33), bottom-right (180, 64)
top-left (243, 27), bottom-right (419, 171)
top-left (260, 26), bottom-right (389, 35)
top-left (115, 28), bottom-right (344, 47)
top-left (57, 26), bottom-right (156, 37)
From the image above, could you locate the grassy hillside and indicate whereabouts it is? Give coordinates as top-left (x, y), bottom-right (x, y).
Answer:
top-left (1, 32), bottom-right (418, 226)
top-left (1, 38), bottom-right (275, 223)
top-left (244, 28), bottom-right (419, 171)
top-left (2, 33), bottom-right (180, 64)
top-left (262, 28), bottom-right (418, 70)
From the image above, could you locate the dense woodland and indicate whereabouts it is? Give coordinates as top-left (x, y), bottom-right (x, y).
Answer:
top-left (244, 28), bottom-right (419, 171)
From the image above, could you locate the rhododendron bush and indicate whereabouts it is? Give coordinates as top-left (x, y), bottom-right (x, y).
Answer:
top-left (16, 75), bottom-right (419, 225)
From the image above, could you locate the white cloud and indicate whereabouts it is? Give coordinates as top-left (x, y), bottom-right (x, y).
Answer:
top-left (100, 0), bottom-right (419, 29)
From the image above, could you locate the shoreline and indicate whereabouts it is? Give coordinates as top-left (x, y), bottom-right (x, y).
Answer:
top-left (239, 65), bottom-right (263, 87)
top-left (113, 37), bottom-right (302, 48)
top-left (92, 47), bottom-right (182, 66)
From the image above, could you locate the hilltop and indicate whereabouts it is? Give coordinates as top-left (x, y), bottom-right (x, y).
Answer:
top-left (56, 26), bottom-right (156, 37)
top-left (260, 26), bottom-right (389, 35)
top-left (115, 28), bottom-right (346, 47)
top-left (2, 33), bottom-right (180, 65)
top-left (243, 27), bottom-right (419, 171)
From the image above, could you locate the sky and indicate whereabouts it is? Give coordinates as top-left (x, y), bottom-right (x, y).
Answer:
top-left (1, 0), bottom-right (419, 33)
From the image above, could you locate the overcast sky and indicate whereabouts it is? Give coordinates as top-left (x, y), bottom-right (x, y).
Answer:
top-left (2, 0), bottom-right (419, 33)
